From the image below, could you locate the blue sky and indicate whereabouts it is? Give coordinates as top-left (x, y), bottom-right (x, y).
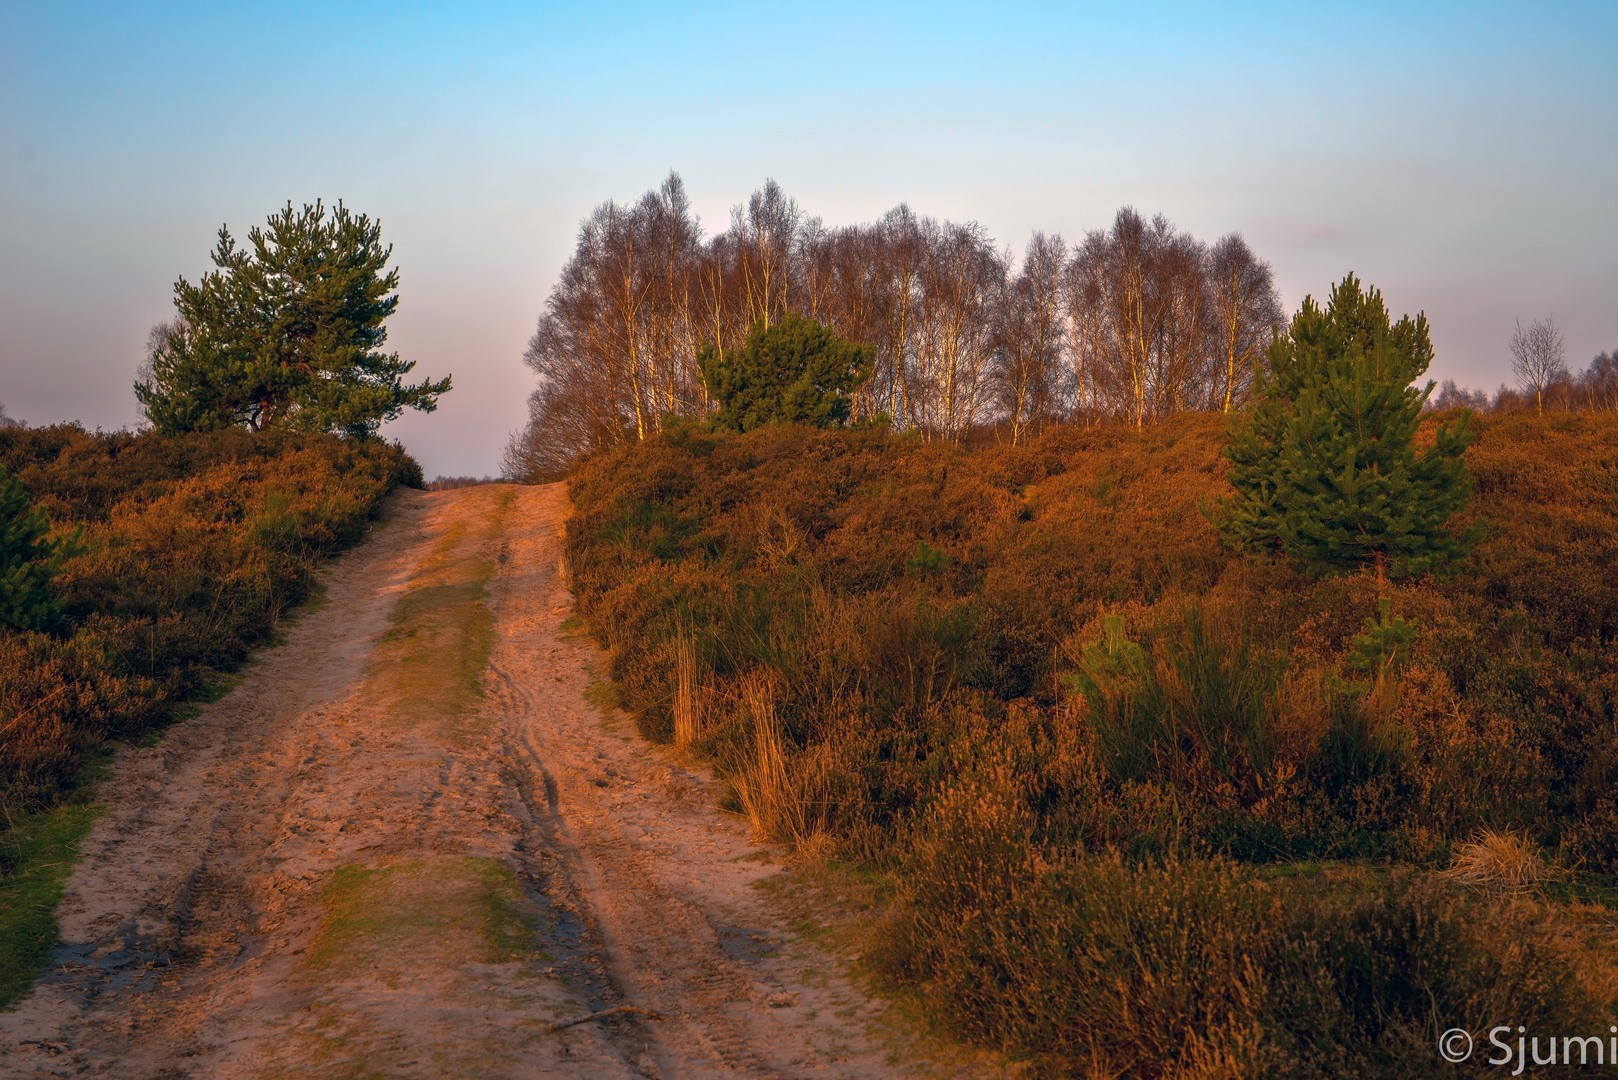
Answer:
top-left (2, 1), bottom-right (1614, 475)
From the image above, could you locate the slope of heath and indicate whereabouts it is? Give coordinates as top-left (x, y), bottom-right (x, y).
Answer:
top-left (0, 484), bottom-right (975, 1079)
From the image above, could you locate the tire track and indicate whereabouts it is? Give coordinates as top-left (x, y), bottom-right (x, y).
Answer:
top-left (0, 483), bottom-right (988, 1080)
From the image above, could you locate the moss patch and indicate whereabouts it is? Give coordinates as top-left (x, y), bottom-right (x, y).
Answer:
top-left (267, 854), bottom-right (552, 1079)
top-left (582, 677), bottom-right (618, 722)
top-left (366, 507), bottom-right (505, 734)
top-left (0, 801), bottom-right (101, 1008)
top-left (307, 857), bottom-right (542, 976)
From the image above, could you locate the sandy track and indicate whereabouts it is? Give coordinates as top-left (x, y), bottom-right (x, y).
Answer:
top-left (0, 484), bottom-right (951, 1079)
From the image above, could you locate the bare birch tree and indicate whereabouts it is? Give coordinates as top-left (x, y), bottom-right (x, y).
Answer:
top-left (1068, 209), bottom-right (1165, 426)
top-left (637, 173), bottom-right (705, 419)
top-left (804, 224), bottom-right (887, 421)
top-left (1153, 231), bottom-right (1213, 414)
top-left (909, 220), bottom-right (1003, 439)
top-left (873, 206), bottom-right (926, 425)
top-left (732, 179), bottom-right (800, 331)
top-left (1207, 234), bottom-right (1284, 412)
top-left (510, 178), bottom-right (1291, 476)
top-left (995, 232), bottom-right (1066, 444)
top-left (1583, 351), bottom-right (1618, 412)
top-left (1510, 315), bottom-right (1569, 416)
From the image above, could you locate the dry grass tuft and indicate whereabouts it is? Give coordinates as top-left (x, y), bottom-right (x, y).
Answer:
top-left (1445, 828), bottom-right (1551, 892)
top-left (731, 672), bottom-right (832, 851)
top-left (731, 673), bottom-right (790, 842)
top-left (671, 625), bottom-right (704, 749)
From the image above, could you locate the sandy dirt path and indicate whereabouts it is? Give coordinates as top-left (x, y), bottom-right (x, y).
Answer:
top-left (0, 484), bottom-right (965, 1079)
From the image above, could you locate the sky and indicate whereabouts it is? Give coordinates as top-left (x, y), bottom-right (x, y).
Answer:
top-left (2, 1), bottom-right (1614, 477)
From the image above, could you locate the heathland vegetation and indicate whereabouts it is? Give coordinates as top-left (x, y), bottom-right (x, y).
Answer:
top-left (5, 175), bottom-right (1616, 1072)
top-left (565, 406), bottom-right (1618, 1075)
top-left (525, 176), bottom-right (1618, 1076)
top-left (0, 427), bottom-right (419, 1001)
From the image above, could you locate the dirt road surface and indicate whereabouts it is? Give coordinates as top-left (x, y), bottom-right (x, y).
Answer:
top-left (0, 485), bottom-right (973, 1079)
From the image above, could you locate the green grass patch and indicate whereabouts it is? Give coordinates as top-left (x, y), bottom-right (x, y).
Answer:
top-left (294, 575), bottom-right (332, 617)
top-left (1539, 876), bottom-right (1618, 908)
top-left (582, 677), bottom-right (618, 721)
top-left (366, 515), bottom-right (502, 733)
top-left (194, 670), bottom-right (244, 704)
top-left (307, 857), bottom-right (543, 976)
top-left (0, 801), bottom-right (101, 1008)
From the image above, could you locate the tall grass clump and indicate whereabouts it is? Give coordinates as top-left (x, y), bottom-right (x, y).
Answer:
top-left (877, 811), bottom-right (1599, 1078)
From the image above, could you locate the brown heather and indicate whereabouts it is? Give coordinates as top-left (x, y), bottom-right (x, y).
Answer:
top-left (566, 410), bottom-right (1618, 1077)
top-left (0, 425), bottom-right (419, 813)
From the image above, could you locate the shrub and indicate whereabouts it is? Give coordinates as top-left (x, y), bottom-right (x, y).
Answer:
top-left (565, 411), bottom-right (1618, 1069)
top-left (0, 425), bottom-right (415, 809)
top-left (699, 313), bottom-right (874, 432)
top-left (876, 811), bottom-right (1599, 1078)
top-left (1217, 274), bottom-right (1479, 581)
top-left (0, 466), bottom-right (81, 632)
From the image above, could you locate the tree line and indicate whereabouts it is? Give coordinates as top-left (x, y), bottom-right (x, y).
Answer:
top-left (1427, 315), bottom-right (1618, 417)
top-left (506, 173), bottom-right (1284, 479)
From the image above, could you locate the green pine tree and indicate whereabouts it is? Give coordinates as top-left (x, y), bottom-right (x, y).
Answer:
top-left (136, 201), bottom-right (451, 439)
top-left (1214, 274), bottom-right (1480, 580)
top-left (1348, 598), bottom-right (1419, 680)
top-left (699, 314), bottom-right (874, 433)
top-left (0, 467), bottom-right (82, 633)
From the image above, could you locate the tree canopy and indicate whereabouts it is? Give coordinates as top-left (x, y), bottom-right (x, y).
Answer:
top-left (506, 176), bottom-right (1287, 481)
top-left (698, 313), bottom-right (875, 433)
top-left (1215, 274), bottom-right (1479, 580)
top-left (136, 201), bottom-right (450, 439)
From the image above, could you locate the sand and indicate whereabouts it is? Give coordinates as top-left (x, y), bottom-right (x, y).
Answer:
top-left (0, 484), bottom-right (966, 1079)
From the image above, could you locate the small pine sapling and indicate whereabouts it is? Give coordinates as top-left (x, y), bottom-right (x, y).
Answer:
top-left (0, 467), bottom-right (83, 633)
top-left (1347, 598), bottom-right (1419, 685)
top-left (699, 313), bottom-right (874, 433)
top-left (1065, 615), bottom-right (1151, 704)
top-left (1214, 274), bottom-right (1481, 582)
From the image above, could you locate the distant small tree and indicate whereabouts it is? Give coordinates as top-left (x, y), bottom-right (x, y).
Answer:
top-left (1428, 379), bottom-right (1491, 413)
top-left (0, 403), bottom-right (21, 430)
top-left (0, 467), bottom-right (82, 632)
top-left (1510, 316), bottom-right (1569, 417)
top-left (136, 201), bottom-right (451, 439)
top-left (1580, 350), bottom-right (1618, 412)
top-left (698, 313), bottom-right (874, 433)
top-left (1215, 274), bottom-right (1479, 581)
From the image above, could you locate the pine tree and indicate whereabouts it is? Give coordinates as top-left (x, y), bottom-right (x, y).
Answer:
top-left (699, 314), bottom-right (874, 433)
top-left (136, 201), bottom-right (451, 439)
top-left (1215, 274), bottom-right (1479, 580)
top-left (0, 467), bottom-right (82, 633)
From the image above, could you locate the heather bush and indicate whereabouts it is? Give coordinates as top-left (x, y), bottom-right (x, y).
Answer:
top-left (0, 425), bottom-right (418, 808)
top-left (876, 818), bottom-right (1600, 1078)
top-left (569, 413), bottom-right (1618, 858)
top-left (565, 411), bottom-right (1618, 1069)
